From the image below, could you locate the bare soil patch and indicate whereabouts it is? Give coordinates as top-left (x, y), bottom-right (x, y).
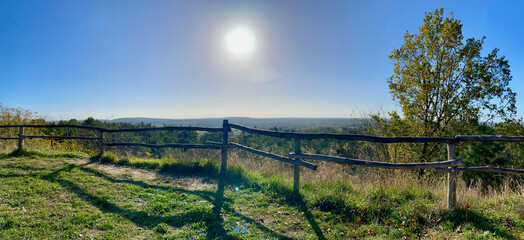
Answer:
top-left (66, 158), bottom-right (216, 191)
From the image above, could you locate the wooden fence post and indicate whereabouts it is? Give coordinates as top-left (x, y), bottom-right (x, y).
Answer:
top-left (293, 139), bottom-right (301, 196)
top-left (18, 127), bottom-right (24, 151)
top-left (447, 143), bottom-right (457, 209)
top-left (220, 120), bottom-right (229, 177)
top-left (99, 131), bottom-right (105, 156)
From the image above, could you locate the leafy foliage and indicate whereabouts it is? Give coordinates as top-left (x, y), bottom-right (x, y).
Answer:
top-left (388, 8), bottom-right (516, 132)
top-left (0, 103), bottom-right (48, 151)
top-left (375, 8), bottom-right (517, 166)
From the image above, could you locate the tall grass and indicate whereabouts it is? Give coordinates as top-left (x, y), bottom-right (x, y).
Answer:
top-left (95, 146), bottom-right (524, 210)
top-left (98, 148), bottom-right (523, 209)
top-left (92, 149), bottom-right (523, 238)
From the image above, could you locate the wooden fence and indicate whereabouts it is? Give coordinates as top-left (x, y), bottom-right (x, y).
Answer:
top-left (1, 120), bottom-right (524, 209)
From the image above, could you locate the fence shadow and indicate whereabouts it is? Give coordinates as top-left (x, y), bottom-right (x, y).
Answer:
top-left (444, 209), bottom-right (514, 239)
top-left (40, 161), bottom-right (291, 239)
top-left (295, 195), bottom-right (327, 240)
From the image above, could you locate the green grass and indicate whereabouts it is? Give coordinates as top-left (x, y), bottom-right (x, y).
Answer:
top-left (0, 151), bottom-right (522, 239)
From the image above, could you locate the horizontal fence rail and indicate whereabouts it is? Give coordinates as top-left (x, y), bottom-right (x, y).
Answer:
top-left (20, 135), bottom-right (101, 140)
top-left (101, 126), bottom-right (223, 133)
top-left (229, 142), bottom-right (317, 170)
top-left (289, 153), bottom-right (463, 169)
top-left (0, 124), bottom-right (103, 130)
top-left (4, 123), bottom-right (524, 143)
top-left (104, 142), bottom-right (220, 149)
top-left (230, 124), bottom-right (456, 143)
top-left (0, 137), bottom-right (18, 140)
top-left (435, 166), bottom-right (524, 174)
top-left (208, 141), bottom-right (317, 170)
top-left (455, 135), bottom-right (524, 142)
top-left (0, 125), bottom-right (222, 132)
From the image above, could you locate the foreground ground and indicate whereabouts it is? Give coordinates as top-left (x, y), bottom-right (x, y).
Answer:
top-left (0, 152), bottom-right (522, 239)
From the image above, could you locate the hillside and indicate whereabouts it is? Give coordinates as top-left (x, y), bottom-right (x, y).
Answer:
top-left (0, 152), bottom-right (522, 239)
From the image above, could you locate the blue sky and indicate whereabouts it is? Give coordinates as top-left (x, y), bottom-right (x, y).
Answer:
top-left (1, 0), bottom-right (523, 120)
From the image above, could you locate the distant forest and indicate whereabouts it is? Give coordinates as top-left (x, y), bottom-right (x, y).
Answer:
top-left (104, 117), bottom-right (365, 131)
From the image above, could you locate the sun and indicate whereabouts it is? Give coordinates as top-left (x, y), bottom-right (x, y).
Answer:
top-left (224, 27), bottom-right (256, 58)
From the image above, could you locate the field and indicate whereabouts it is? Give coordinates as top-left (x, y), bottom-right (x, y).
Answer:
top-left (0, 151), bottom-right (522, 239)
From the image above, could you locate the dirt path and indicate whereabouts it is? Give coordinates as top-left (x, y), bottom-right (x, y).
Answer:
top-left (67, 158), bottom-right (216, 191)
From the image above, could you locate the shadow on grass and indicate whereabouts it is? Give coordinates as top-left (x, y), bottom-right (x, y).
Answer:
top-left (1, 149), bottom-right (34, 159)
top-left (443, 208), bottom-right (515, 239)
top-left (294, 196), bottom-right (327, 240)
top-left (1, 154), bottom-right (518, 239)
top-left (91, 155), bottom-right (327, 239)
top-left (34, 161), bottom-right (291, 239)
top-left (4, 156), bottom-right (521, 239)
top-left (1, 149), bottom-right (88, 159)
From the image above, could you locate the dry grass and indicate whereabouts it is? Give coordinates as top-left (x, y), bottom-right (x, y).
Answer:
top-left (226, 148), bottom-right (523, 208)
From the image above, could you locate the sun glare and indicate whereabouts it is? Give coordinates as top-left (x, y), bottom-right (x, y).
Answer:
top-left (224, 27), bottom-right (256, 58)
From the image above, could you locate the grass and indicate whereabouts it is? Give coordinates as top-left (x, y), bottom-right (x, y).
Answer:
top-left (0, 149), bottom-right (89, 159)
top-left (0, 150), bottom-right (522, 239)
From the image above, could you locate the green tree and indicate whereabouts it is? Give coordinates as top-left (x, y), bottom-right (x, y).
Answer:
top-left (386, 8), bottom-right (516, 163)
top-left (0, 103), bottom-right (47, 151)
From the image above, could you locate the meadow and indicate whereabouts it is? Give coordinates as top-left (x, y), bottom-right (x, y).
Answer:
top-left (0, 149), bottom-right (522, 239)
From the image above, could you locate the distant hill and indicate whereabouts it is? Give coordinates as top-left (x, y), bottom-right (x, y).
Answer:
top-left (108, 117), bottom-right (365, 130)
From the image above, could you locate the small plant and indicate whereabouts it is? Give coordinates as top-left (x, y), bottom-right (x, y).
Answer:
top-left (155, 222), bottom-right (169, 234)
top-left (99, 152), bottom-right (118, 163)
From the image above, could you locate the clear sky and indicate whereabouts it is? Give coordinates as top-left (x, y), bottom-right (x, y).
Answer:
top-left (1, 0), bottom-right (523, 120)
